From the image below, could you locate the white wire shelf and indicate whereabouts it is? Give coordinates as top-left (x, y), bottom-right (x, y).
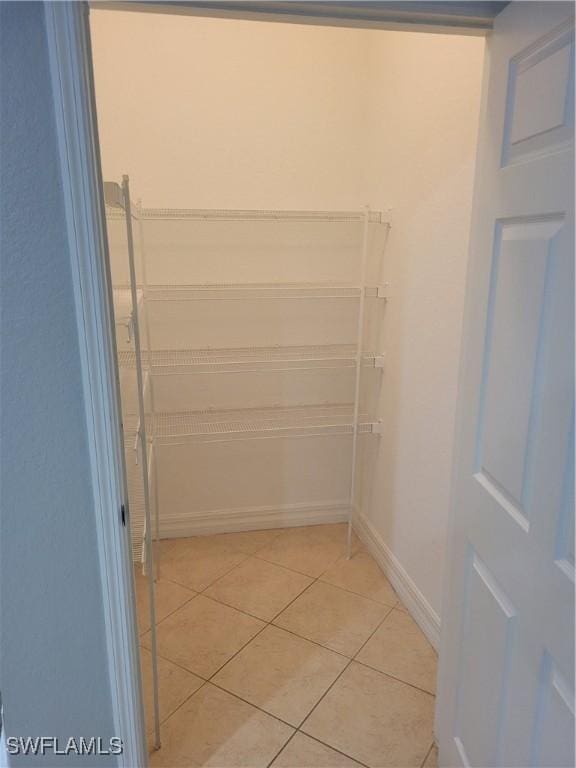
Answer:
top-left (138, 208), bottom-right (389, 224)
top-left (151, 404), bottom-right (381, 444)
top-left (144, 283), bottom-right (389, 301)
top-left (105, 203), bottom-right (139, 222)
top-left (145, 282), bottom-right (362, 301)
top-left (118, 345), bottom-right (384, 374)
top-left (105, 205), bottom-right (125, 220)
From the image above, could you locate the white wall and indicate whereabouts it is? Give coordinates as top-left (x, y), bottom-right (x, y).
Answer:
top-left (362, 31), bottom-right (485, 620)
top-left (90, 11), bottom-right (368, 209)
top-left (0, 3), bottom-right (117, 762)
top-left (91, 11), bottom-right (484, 626)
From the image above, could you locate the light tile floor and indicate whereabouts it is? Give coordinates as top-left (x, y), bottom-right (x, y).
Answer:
top-left (134, 524), bottom-right (438, 768)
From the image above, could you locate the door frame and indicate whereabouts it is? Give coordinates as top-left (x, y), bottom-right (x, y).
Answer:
top-left (45, 1), bottom-right (501, 761)
top-left (91, 0), bottom-right (501, 35)
top-left (45, 3), bottom-right (146, 766)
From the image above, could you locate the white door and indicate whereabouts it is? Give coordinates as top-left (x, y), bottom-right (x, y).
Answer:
top-left (436, 2), bottom-right (574, 767)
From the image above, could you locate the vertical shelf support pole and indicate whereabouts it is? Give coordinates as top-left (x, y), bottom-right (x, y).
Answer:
top-left (122, 176), bottom-right (161, 750)
top-left (136, 203), bottom-right (162, 579)
top-left (347, 206), bottom-right (370, 559)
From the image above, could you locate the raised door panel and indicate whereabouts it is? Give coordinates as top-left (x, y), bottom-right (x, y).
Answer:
top-left (532, 654), bottom-right (575, 768)
top-left (503, 23), bottom-right (574, 165)
top-left (454, 551), bottom-right (516, 768)
top-left (475, 216), bottom-right (564, 527)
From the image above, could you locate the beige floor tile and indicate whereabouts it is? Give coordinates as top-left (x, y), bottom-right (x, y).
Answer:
top-left (320, 550), bottom-right (398, 606)
top-left (159, 537), bottom-right (248, 592)
top-left (140, 647), bottom-right (203, 740)
top-left (207, 528), bottom-right (285, 554)
top-left (142, 595), bottom-right (264, 678)
top-left (213, 625), bottom-right (348, 726)
top-left (150, 683), bottom-right (293, 767)
top-left (257, 524), bottom-right (360, 578)
top-left (205, 557), bottom-right (313, 621)
top-left (274, 581), bottom-right (389, 657)
top-left (422, 744), bottom-right (438, 767)
top-left (356, 609), bottom-right (437, 694)
top-left (134, 570), bottom-right (196, 634)
top-left (160, 529), bottom-right (282, 558)
top-left (302, 662), bottom-right (435, 768)
top-left (271, 733), bottom-right (363, 767)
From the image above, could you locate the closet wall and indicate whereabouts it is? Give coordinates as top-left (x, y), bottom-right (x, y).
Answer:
top-left (361, 32), bottom-right (485, 622)
top-left (90, 12), bottom-right (368, 209)
top-left (91, 10), bottom-right (484, 631)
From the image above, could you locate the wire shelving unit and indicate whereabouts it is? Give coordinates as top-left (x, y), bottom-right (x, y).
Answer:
top-left (150, 404), bottom-right (382, 445)
top-left (109, 201), bottom-right (391, 568)
top-left (138, 207), bottom-right (388, 223)
top-left (144, 283), bottom-right (389, 302)
top-left (117, 344), bottom-right (384, 374)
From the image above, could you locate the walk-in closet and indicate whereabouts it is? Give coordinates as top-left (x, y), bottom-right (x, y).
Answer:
top-left (91, 6), bottom-right (486, 766)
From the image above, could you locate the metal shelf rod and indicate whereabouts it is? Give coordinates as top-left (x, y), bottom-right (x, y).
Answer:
top-left (122, 176), bottom-right (161, 751)
top-left (138, 208), bottom-right (388, 223)
top-left (348, 206), bottom-right (370, 559)
top-left (155, 431), bottom-right (379, 447)
top-left (118, 354), bottom-right (383, 375)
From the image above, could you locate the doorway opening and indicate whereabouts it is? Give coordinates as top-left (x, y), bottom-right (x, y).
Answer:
top-left (89, 6), bottom-right (485, 765)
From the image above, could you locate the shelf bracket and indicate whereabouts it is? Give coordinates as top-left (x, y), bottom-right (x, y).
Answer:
top-left (365, 283), bottom-right (391, 300)
top-left (370, 420), bottom-right (385, 435)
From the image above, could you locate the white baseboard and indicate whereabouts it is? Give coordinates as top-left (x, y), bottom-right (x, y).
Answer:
top-left (160, 500), bottom-right (349, 538)
top-left (353, 510), bottom-right (441, 650)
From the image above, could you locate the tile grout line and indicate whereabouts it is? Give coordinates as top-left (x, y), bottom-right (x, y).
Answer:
top-left (148, 647), bottom-right (208, 681)
top-left (151, 530), bottom-right (377, 674)
top-left (288, 732), bottom-right (372, 768)
top-left (293, 603), bottom-right (395, 732)
top-left (206, 615), bottom-right (271, 680)
top-left (144, 648), bottom-right (322, 741)
top-left (144, 620), bottom-right (435, 761)
top-left (146, 678), bottom-right (209, 755)
top-left (260, 542), bottom-right (383, 768)
top-left (158, 550), bottom-right (252, 594)
top-left (316, 579), bottom-right (399, 610)
top-left (143, 546), bottom-right (328, 686)
top-left (251, 550), bottom-right (400, 610)
top-left (143, 533), bottom-right (293, 756)
top-left (206, 563), bottom-right (326, 683)
top-left (157, 526), bottom-right (332, 600)
top-left (252, 547), bottom-right (349, 578)
top-left (208, 680), bottom-right (295, 729)
top-left (146, 528), bottom-right (431, 766)
top-left (265, 622), bottom-right (353, 660)
top-left (150, 540), bottom-right (400, 662)
top-left (146, 597), bottom-right (310, 759)
top-left (145, 584), bottom-right (431, 697)
top-left (148, 533), bottom-right (350, 761)
top-left (420, 740), bottom-right (436, 768)
top-left (264, 729), bottom-right (299, 768)
top-left (352, 658), bottom-right (436, 698)
top-left (271, 604), bottom-right (396, 768)
top-left (139, 590), bottom-right (198, 636)
top-left (193, 557), bottom-right (356, 746)
top-left (221, 530), bottom-right (398, 610)
top-left (152, 529), bottom-right (382, 621)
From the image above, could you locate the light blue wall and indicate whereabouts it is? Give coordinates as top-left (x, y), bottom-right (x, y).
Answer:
top-left (0, 2), bottom-right (118, 764)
